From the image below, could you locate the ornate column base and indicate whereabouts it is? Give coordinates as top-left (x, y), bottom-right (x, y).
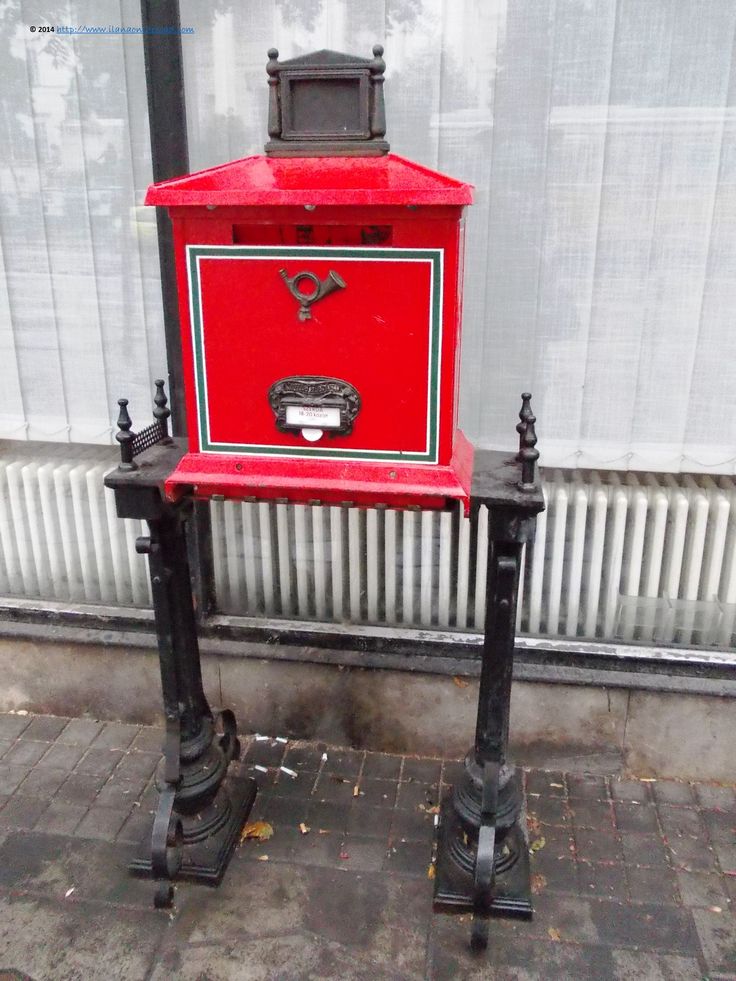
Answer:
top-left (130, 775), bottom-right (256, 886)
top-left (434, 762), bottom-right (532, 920)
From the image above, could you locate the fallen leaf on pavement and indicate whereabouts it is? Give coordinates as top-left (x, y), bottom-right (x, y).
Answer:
top-left (240, 821), bottom-right (274, 843)
top-left (427, 863), bottom-right (436, 880)
top-left (257, 854), bottom-right (269, 861)
top-left (547, 928), bottom-right (561, 942)
top-left (530, 836), bottom-right (546, 853)
top-left (531, 873), bottom-right (547, 895)
top-left (527, 813), bottom-right (542, 835)
top-left (452, 676), bottom-right (469, 688)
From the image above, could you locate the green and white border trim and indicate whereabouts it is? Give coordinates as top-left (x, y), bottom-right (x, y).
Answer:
top-left (186, 245), bottom-right (443, 463)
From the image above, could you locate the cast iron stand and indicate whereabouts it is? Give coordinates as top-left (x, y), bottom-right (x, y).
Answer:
top-left (105, 382), bottom-right (256, 909)
top-left (434, 395), bottom-right (544, 950)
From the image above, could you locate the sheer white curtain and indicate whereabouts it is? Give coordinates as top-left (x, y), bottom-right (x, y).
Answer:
top-left (2, 0), bottom-right (735, 475)
top-left (0, 0), bottom-right (166, 444)
top-left (180, 0), bottom-right (736, 475)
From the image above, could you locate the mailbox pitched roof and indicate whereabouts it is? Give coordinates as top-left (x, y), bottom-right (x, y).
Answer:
top-left (145, 153), bottom-right (473, 207)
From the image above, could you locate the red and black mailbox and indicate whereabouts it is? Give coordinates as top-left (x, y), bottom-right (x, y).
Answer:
top-left (106, 45), bottom-right (543, 948)
top-left (145, 47), bottom-right (474, 513)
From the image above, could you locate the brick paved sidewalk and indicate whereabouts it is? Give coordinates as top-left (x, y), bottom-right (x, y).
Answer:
top-left (0, 711), bottom-right (734, 980)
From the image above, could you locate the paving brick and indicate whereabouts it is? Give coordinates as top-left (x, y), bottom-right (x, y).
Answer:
top-left (0, 764), bottom-right (30, 796)
top-left (36, 741), bottom-right (86, 771)
top-left (568, 773), bottom-right (608, 800)
top-left (2, 739), bottom-right (49, 767)
top-left (362, 751), bottom-right (402, 781)
top-left (626, 865), bottom-right (679, 905)
top-left (589, 899), bottom-right (700, 956)
top-left (692, 907), bottom-right (736, 976)
top-left (356, 777), bottom-right (397, 808)
top-left (439, 759), bottom-right (465, 788)
top-left (390, 805), bottom-right (434, 842)
top-left (667, 834), bottom-right (720, 872)
top-left (610, 949), bottom-right (705, 981)
top-left (400, 757), bottom-right (442, 784)
top-left (260, 793), bottom-right (311, 829)
top-left (94, 778), bottom-right (147, 810)
top-left (112, 751), bottom-right (160, 783)
top-left (620, 832), bottom-right (670, 869)
top-left (115, 808), bottom-right (151, 846)
top-left (573, 829), bottom-right (624, 865)
top-left (337, 834), bottom-right (388, 872)
top-left (320, 749), bottom-right (364, 780)
top-left (346, 801), bottom-right (394, 840)
top-left (651, 780), bottom-right (696, 806)
top-left (526, 769), bottom-right (567, 797)
top-left (701, 806), bottom-right (736, 845)
top-left (577, 860), bottom-right (628, 899)
top-left (90, 722), bottom-right (140, 751)
top-left (129, 726), bottom-right (163, 753)
top-left (269, 769), bottom-right (315, 799)
top-left (529, 793), bottom-right (571, 827)
top-left (395, 780), bottom-right (439, 811)
top-left (20, 715), bottom-right (70, 742)
top-left (611, 777), bottom-right (651, 803)
top-left (383, 837), bottom-right (431, 875)
top-left (613, 801), bottom-right (660, 834)
top-left (305, 799), bottom-right (350, 834)
top-left (695, 783), bottom-right (736, 810)
top-left (657, 803), bottom-right (706, 837)
top-left (676, 869), bottom-right (730, 908)
top-left (0, 795), bottom-right (49, 830)
top-left (33, 800), bottom-right (87, 835)
top-left (55, 717), bottom-right (104, 747)
top-left (281, 743), bottom-right (326, 772)
top-left (14, 767), bottom-right (68, 799)
top-left (0, 714), bottom-right (31, 740)
top-left (312, 771), bottom-right (357, 804)
top-left (74, 806), bottom-right (130, 841)
top-left (243, 739), bottom-right (286, 767)
top-left (75, 748), bottom-right (124, 779)
top-left (55, 772), bottom-right (108, 806)
top-left (570, 798), bottom-right (616, 830)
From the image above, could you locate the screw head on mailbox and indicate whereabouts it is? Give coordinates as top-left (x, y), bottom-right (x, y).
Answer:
top-left (145, 46), bottom-right (475, 514)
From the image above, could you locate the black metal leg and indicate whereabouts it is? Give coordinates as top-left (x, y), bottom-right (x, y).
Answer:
top-left (434, 527), bottom-right (533, 947)
top-left (130, 503), bottom-right (256, 906)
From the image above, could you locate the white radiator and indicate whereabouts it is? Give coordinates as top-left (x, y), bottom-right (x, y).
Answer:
top-left (0, 452), bottom-right (151, 609)
top-left (0, 447), bottom-right (734, 651)
top-left (210, 471), bottom-right (736, 650)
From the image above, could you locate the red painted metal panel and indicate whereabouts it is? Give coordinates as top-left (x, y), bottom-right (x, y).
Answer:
top-left (153, 152), bottom-right (473, 510)
top-left (146, 154), bottom-right (473, 207)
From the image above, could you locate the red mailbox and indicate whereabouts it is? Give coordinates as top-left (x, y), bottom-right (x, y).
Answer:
top-left (145, 47), bottom-right (474, 513)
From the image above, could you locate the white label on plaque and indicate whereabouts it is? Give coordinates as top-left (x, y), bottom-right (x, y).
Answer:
top-left (286, 405), bottom-right (341, 429)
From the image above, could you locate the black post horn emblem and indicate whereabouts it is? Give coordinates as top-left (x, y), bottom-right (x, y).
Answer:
top-left (279, 269), bottom-right (346, 320)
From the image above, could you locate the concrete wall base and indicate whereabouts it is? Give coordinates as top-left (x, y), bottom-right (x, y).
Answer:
top-left (0, 635), bottom-right (733, 783)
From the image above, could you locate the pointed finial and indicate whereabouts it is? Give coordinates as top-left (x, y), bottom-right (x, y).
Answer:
top-left (153, 379), bottom-right (171, 441)
top-left (516, 393), bottom-right (533, 456)
top-left (116, 398), bottom-right (137, 471)
top-left (516, 393), bottom-right (539, 490)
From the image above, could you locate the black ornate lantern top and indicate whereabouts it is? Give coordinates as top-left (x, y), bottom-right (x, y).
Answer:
top-left (265, 46), bottom-right (389, 157)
